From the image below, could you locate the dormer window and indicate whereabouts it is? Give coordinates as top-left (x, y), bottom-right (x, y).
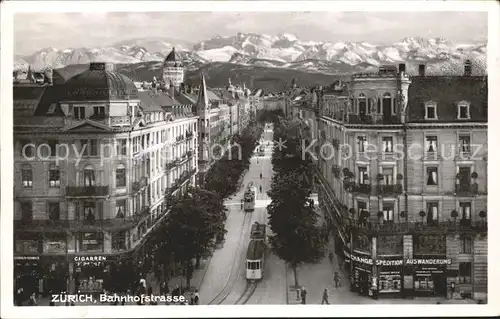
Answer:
top-left (424, 101), bottom-right (437, 120)
top-left (74, 106), bottom-right (86, 120)
top-left (457, 101), bottom-right (470, 120)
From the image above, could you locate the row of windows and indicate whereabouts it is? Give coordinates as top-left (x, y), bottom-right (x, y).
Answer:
top-left (356, 200), bottom-right (474, 222)
top-left (355, 135), bottom-right (473, 154)
top-left (424, 101), bottom-right (471, 120)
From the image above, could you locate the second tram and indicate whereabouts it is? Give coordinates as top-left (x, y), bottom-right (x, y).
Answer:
top-left (246, 222), bottom-right (267, 280)
top-left (243, 182), bottom-right (256, 212)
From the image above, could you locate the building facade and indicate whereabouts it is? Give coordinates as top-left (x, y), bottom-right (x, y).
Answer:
top-left (292, 62), bottom-right (488, 301)
top-left (14, 61), bottom-right (198, 295)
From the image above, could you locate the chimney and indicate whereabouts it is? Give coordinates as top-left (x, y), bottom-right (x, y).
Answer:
top-left (398, 63), bottom-right (406, 74)
top-left (418, 64), bottom-right (426, 77)
top-left (464, 59), bottom-right (472, 76)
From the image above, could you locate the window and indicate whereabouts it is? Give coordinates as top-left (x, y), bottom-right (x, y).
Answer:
top-left (83, 166), bottom-right (95, 187)
top-left (357, 136), bottom-right (367, 152)
top-left (48, 202), bottom-right (60, 220)
top-left (358, 167), bottom-right (368, 184)
top-left (382, 93), bottom-right (392, 114)
top-left (116, 139), bottom-right (127, 156)
top-left (80, 139), bottom-right (98, 156)
top-left (358, 94), bottom-right (367, 115)
top-left (112, 231), bottom-right (127, 251)
top-left (47, 140), bottom-right (57, 156)
top-left (383, 204), bottom-right (394, 222)
top-left (115, 199), bottom-right (126, 218)
top-left (357, 201), bottom-right (366, 217)
top-left (21, 164), bottom-right (33, 188)
top-left (425, 136), bottom-right (438, 153)
top-left (49, 166), bottom-right (60, 188)
top-left (116, 164), bottom-right (126, 188)
top-left (382, 137), bottom-right (393, 153)
top-left (459, 262), bottom-right (472, 284)
top-left (459, 135), bottom-right (471, 154)
top-left (20, 140), bottom-right (34, 157)
top-left (426, 202), bottom-right (439, 224)
top-left (21, 202), bottom-right (33, 220)
top-left (92, 106), bottom-right (105, 118)
top-left (425, 102), bottom-right (437, 120)
top-left (382, 167), bottom-right (393, 184)
top-left (459, 202), bottom-right (471, 222)
top-left (461, 236), bottom-right (472, 254)
top-left (83, 202), bottom-right (96, 221)
top-left (79, 232), bottom-right (104, 252)
top-left (74, 106), bottom-right (86, 120)
top-left (457, 102), bottom-right (470, 120)
top-left (426, 167), bottom-right (438, 186)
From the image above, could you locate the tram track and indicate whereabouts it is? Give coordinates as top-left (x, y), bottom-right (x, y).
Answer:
top-left (207, 212), bottom-right (252, 305)
top-left (235, 281), bottom-right (258, 305)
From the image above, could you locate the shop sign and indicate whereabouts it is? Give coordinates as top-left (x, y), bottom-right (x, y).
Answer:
top-left (14, 256), bottom-right (40, 260)
top-left (376, 259), bottom-right (403, 266)
top-left (44, 240), bottom-right (67, 253)
top-left (405, 258), bottom-right (451, 265)
top-left (74, 256), bottom-right (107, 267)
top-left (346, 252), bottom-right (373, 265)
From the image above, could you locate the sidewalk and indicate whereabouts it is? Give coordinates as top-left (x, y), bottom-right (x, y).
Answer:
top-left (285, 236), bottom-right (477, 305)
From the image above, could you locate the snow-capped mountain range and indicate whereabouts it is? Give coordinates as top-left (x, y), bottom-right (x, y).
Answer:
top-left (15, 33), bottom-right (487, 75)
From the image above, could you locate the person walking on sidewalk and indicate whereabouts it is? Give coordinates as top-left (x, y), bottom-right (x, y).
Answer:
top-left (321, 288), bottom-right (329, 305)
top-left (300, 286), bottom-right (307, 304)
top-left (193, 289), bottom-right (200, 305)
top-left (333, 271), bottom-right (340, 288)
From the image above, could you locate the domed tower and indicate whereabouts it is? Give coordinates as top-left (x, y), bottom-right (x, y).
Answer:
top-left (162, 47), bottom-right (184, 89)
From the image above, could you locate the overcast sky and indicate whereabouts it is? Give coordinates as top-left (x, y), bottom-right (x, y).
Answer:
top-left (14, 11), bottom-right (487, 55)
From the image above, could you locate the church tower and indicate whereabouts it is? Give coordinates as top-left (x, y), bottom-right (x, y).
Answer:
top-left (162, 47), bottom-right (184, 89)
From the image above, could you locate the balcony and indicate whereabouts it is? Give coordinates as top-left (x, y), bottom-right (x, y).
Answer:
top-left (376, 184), bottom-right (403, 196)
top-left (351, 219), bottom-right (487, 236)
top-left (132, 176), bottom-right (149, 193)
top-left (186, 131), bottom-right (194, 140)
top-left (351, 183), bottom-right (372, 194)
top-left (174, 135), bottom-right (185, 144)
top-left (187, 150), bottom-right (194, 158)
top-left (455, 183), bottom-right (478, 196)
top-left (15, 219), bottom-right (70, 231)
top-left (65, 186), bottom-right (109, 197)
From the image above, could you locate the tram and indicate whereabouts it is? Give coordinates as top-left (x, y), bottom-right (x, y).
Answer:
top-left (246, 239), bottom-right (266, 280)
top-left (243, 182), bottom-right (256, 212)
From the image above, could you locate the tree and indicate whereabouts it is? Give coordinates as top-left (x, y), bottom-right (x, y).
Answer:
top-left (150, 187), bottom-right (227, 288)
top-left (267, 168), bottom-right (325, 288)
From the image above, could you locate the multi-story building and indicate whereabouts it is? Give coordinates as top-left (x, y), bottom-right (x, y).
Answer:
top-left (294, 61), bottom-right (488, 301)
top-left (13, 61), bottom-right (198, 295)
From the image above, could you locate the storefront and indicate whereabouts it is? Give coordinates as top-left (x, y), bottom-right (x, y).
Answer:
top-left (73, 256), bottom-right (109, 294)
top-left (409, 257), bottom-right (450, 296)
top-left (376, 258), bottom-right (403, 296)
top-left (347, 251), bottom-right (373, 296)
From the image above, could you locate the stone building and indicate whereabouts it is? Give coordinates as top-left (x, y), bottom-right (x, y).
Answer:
top-left (293, 61), bottom-right (488, 301)
top-left (13, 62), bottom-right (198, 295)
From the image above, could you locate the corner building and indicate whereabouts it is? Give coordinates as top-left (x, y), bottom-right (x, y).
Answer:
top-left (13, 62), bottom-right (198, 295)
top-left (294, 62), bottom-right (487, 301)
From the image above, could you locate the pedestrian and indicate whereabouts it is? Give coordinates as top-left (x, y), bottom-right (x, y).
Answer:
top-left (260, 173), bottom-right (262, 179)
top-left (193, 289), bottom-right (200, 305)
top-left (300, 286), bottom-right (307, 304)
top-left (328, 252), bottom-right (334, 264)
top-left (321, 288), bottom-right (329, 305)
top-left (28, 293), bottom-right (37, 306)
top-left (259, 185), bottom-right (262, 193)
top-left (334, 271), bottom-right (340, 288)
top-left (147, 286), bottom-right (153, 296)
top-left (172, 284), bottom-right (180, 297)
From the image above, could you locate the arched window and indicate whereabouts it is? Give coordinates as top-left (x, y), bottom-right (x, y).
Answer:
top-left (83, 165), bottom-right (95, 187)
top-left (382, 92), bottom-right (392, 115)
top-left (116, 164), bottom-right (126, 188)
top-left (21, 164), bottom-right (33, 188)
top-left (358, 93), bottom-right (367, 115)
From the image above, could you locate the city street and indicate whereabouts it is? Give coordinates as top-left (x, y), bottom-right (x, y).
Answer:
top-left (199, 124), bottom-right (285, 304)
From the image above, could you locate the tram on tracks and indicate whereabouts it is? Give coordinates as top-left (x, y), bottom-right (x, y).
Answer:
top-left (243, 182), bottom-right (256, 212)
top-left (246, 222), bottom-right (267, 280)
